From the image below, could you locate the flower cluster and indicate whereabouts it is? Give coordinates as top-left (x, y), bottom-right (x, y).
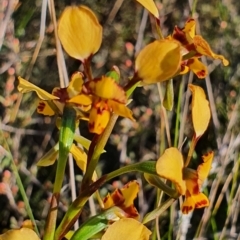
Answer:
top-left (156, 148), bottom-right (213, 214)
top-left (15, 1), bottom-right (229, 239)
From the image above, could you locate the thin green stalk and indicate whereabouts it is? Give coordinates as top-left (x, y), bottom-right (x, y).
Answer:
top-left (53, 107), bottom-right (76, 193)
top-left (11, 155), bottom-right (40, 236)
top-left (142, 198), bottom-right (175, 224)
top-left (0, 125), bottom-right (39, 236)
top-left (44, 106), bottom-right (76, 240)
top-left (184, 136), bottom-right (197, 167)
top-left (174, 77), bottom-right (185, 148)
top-left (55, 177), bottom-right (107, 240)
top-left (105, 161), bottom-right (157, 181)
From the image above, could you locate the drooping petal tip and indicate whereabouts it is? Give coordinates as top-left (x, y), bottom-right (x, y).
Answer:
top-left (18, 77), bottom-right (59, 100)
top-left (136, 0), bottom-right (159, 19)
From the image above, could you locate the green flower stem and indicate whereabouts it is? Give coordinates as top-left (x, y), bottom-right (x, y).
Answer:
top-left (142, 198), bottom-right (176, 224)
top-left (83, 58), bottom-right (93, 81)
top-left (155, 18), bottom-right (164, 40)
top-left (182, 50), bottom-right (196, 61)
top-left (144, 173), bottom-right (178, 198)
top-left (81, 114), bottom-right (118, 190)
top-left (174, 77), bottom-right (185, 147)
top-left (44, 106), bottom-right (76, 240)
top-left (57, 161), bottom-right (157, 238)
top-left (54, 106), bottom-right (76, 193)
top-left (124, 75), bottom-right (141, 92)
top-left (105, 161), bottom-right (157, 181)
top-left (55, 177), bottom-right (107, 240)
top-left (11, 154), bottom-right (40, 236)
top-left (184, 135), bottom-right (198, 167)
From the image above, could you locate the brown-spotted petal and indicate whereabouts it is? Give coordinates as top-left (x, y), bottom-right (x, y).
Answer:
top-left (88, 99), bottom-right (111, 134)
top-left (84, 76), bottom-right (127, 104)
top-left (37, 100), bottom-right (56, 116)
top-left (67, 72), bottom-right (84, 98)
top-left (186, 58), bottom-right (208, 78)
top-left (193, 35), bottom-right (229, 66)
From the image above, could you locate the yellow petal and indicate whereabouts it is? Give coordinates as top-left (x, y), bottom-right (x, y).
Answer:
top-left (156, 147), bottom-right (186, 195)
top-left (108, 100), bottom-right (135, 121)
top-left (121, 181), bottom-right (140, 208)
top-left (21, 220), bottom-right (35, 230)
top-left (102, 182), bottom-right (140, 219)
top-left (180, 64), bottom-right (190, 75)
top-left (197, 151), bottom-right (214, 186)
top-left (193, 193), bottom-right (209, 209)
top-left (183, 18), bottom-right (196, 39)
top-left (70, 144), bottom-right (97, 180)
top-left (182, 192), bottom-right (209, 214)
top-left (58, 5), bottom-right (102, 61)
top-left (68, 94), bottom-right (93, 106)
top-left (0, 228), bottom-right (40, 240)
top-left (37, 100), bottom-right (55, 116)
top-left (181, 196), bottom-right (195, 214)
top-left (84, 76), bottom-right (127, 103)
top-left (67, 72), bottom-right (84, 98)
top-left (193, 35), bottom-right (229, 66)
top-left (88, 100), bottom-right (111, 134)
top-left (185, 177), bottom-right (199, 196)
top-left (37, 143), bottom-right (59, 166)
top-left (70, 144), bottom-right (87, 171)
top-left (135, 0), bottom-right (159, 19)
top-left (18, 77), bottom-right (59, 100)
top-left (101, 218), bottom-right (151, 240)
top-left (135, 40), bottom-right (181, 84)
top-left (103, 193), bottom-right (115, 209)
top-left (188, 84), bottom-right (211, 138)
top-left (187, 58), bottom-right (208, 79)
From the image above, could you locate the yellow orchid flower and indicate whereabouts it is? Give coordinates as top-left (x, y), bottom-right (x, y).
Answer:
top-left (102, 181), bottom-right (140, 219)
top-left (18, 72), bottom-right (92, 118)
top-left (58, 5), bottom-right (102, 62)
top-left (182, 151), bottom-right (213, 214)
top-left (156, 148), bottom-right (213, 214)
top-left (172, 18), bottom-right (229, 78)
top-left (69, 76), bottom-right (135, 134)
top-left (135, 40), bottom-right (182, 84)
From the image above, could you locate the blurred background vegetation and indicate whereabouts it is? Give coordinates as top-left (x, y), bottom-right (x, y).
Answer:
top-left (0, 0), bottom-right (239, 239)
